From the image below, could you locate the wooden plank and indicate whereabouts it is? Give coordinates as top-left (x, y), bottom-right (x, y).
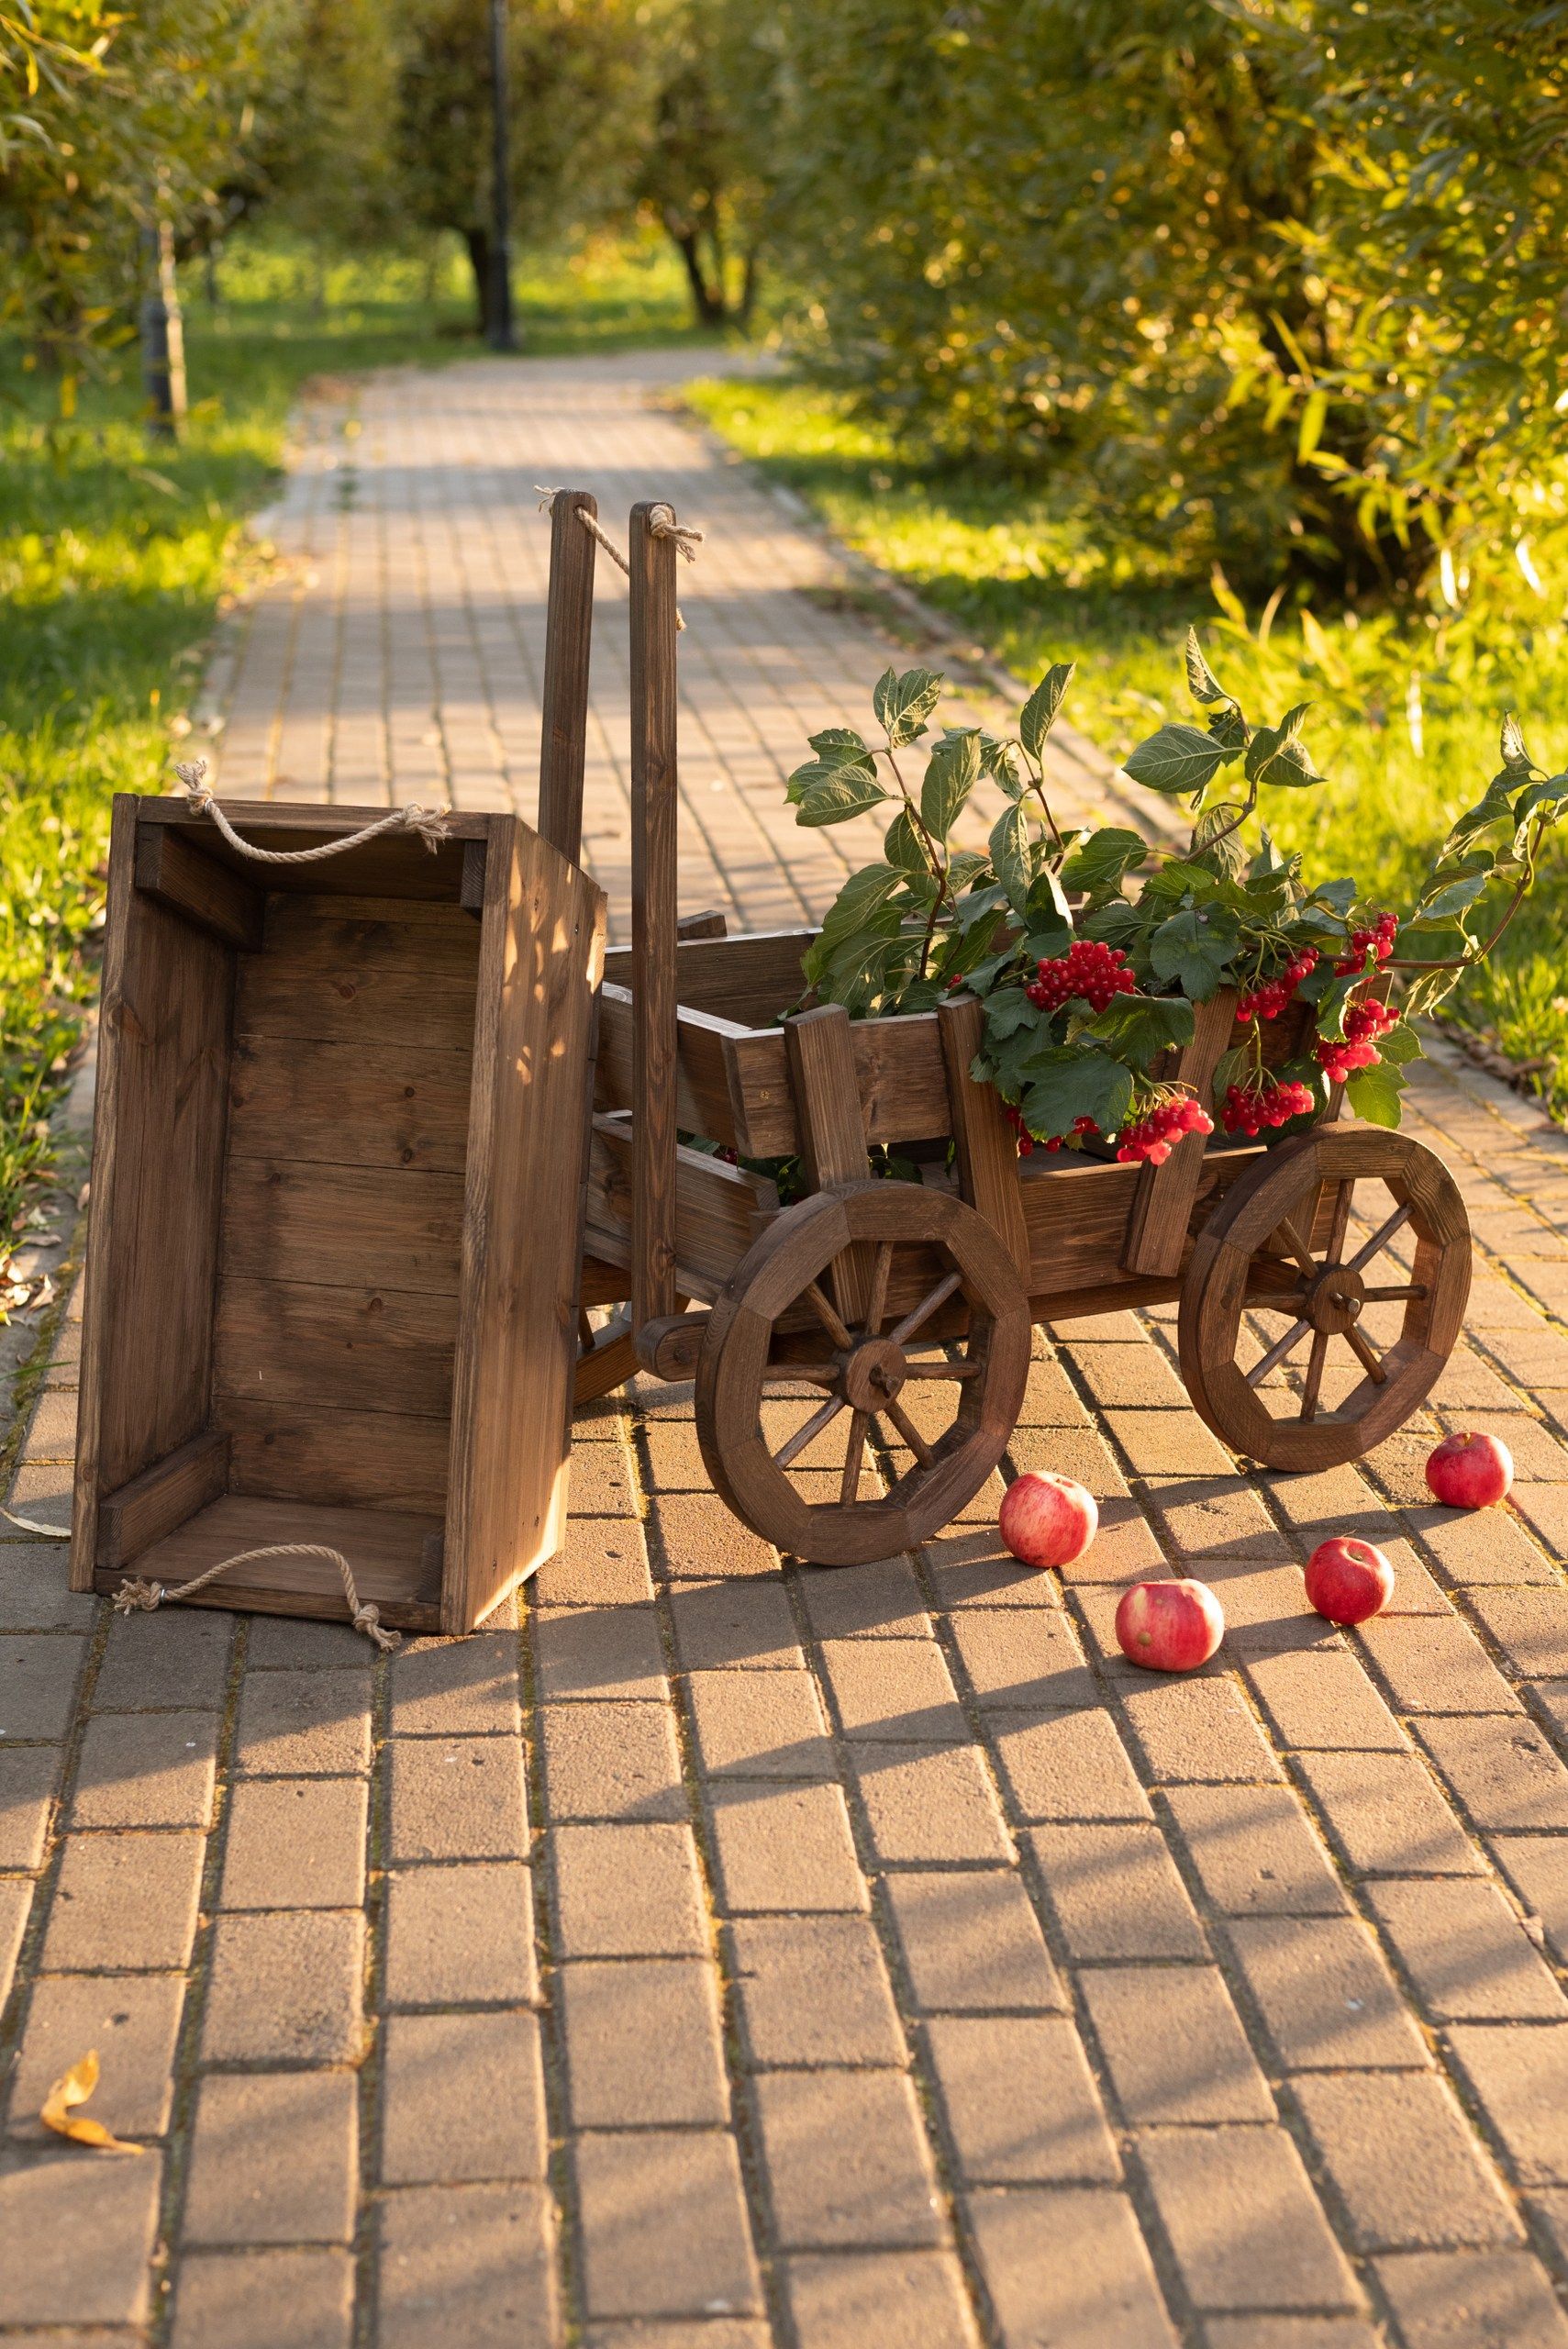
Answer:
top-left (234, 898), bottom-right (478, 1052)
top-left (136, 798), bottom-right (477, 903)
top-left (444, 818), bottom-right (606, 1631)
top-left (595, 986), bottom-right (748, 1148)
top-left (784, 1006), bottom-right (872, 1323)
top-left (213, 1275), bottom-right (457, 1418)
top-left (95, 1431), bottom-right (230, 1571)
top-left (629, 502), bottom-right (681, 1330)
top-left (1121, 987), bottom-right (1240, 1278)
top-left (220, 1160), bottom-right (465, 1296)
top-left (1031, 1275), bottom-right (1182, 1324)
top-left (260, 893), bottom-right (484, 975)
top-left (227, 1037), bottom-right (473, 1174)
top-left (604, 927), bottom-right (811, 1020)
top-left (71, 797), bottom-right (236, 1589)
top-left (95, 1492), bottom-right (445, 1632)
top-left (939, 994), bottom-right (1030, 1279)
top-left (461, 839), bottom-right (487, 918)
top-left (133, 824), bottom-right (263, 952)
top-left (538, 487), bottom-right (596, 865)
top-left (225, 1401), bottom-right (450, 1515)
top-left (675, 908), bottom-right (728, 941)
top-left (584, 1119), bottom-right (776, 1303)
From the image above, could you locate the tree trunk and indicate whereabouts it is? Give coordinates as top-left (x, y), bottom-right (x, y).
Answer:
top-left (738, 247), bottom-right (760, 330)
top-left (463, 227), bottom-right (492, 338)
top-left (669, 221), bottom-right (726, 328)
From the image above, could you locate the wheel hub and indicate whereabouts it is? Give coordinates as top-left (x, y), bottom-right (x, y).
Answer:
top-left (841, 1335), bottom-right (909, 1413)
top-left (1305, 1261), bottom-right (1365, 1335)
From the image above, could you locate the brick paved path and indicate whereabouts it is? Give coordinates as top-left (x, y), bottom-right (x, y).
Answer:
top-left (5, 354), bottom-right (1568, 2349)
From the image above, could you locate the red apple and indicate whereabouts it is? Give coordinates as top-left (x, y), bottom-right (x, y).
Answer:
top-left (1426, 1431), bottom-right (1514, 1509)
top-left (999, 1472), bottom-right (1098, 1571)
top-left (1115, 1579), bottom-right (1225, 1672)
top-left (1304, 1536), bottom-right (1395, 1626)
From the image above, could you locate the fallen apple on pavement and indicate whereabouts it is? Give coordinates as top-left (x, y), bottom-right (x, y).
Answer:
top-left (999, 1471), bottom-right (1098, 1570)
top-left (1114, 1579), bottom-right (1225, 1672)
top-left (1305, 1536), bottom-right (1395, 1625)
top-left (1425, 1431), bottom-right (1514, 1508)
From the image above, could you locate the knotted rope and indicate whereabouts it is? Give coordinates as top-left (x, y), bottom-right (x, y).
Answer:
top-left (114, 1544), bottom-right (401, 1651)
top-left (535, 489), bottom-right (703, 630)
top-left (173, 761), bottom-right (451, 856)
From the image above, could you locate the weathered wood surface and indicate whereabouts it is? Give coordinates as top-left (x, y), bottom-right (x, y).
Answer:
top-left (538, 487), bottom-right (597, 867)
top-left (585, 1118), bottom-right (776, 1303)
top-left (939, 993), bottom-right (1030, 1281)
top-left (95, 1432), bottom-right (230, 1572)
top-left (630, 505), bottom-right (682, 1330)
top-left (95, 1493), bottom-right (445, 1631)
top-left (1121, 987), bottom-right (1240, 1279)
top-left (784, 1005), bottom-right (873, 1322)
top-left (228, 1039), bottom-right (473, 1174)
top-left (134, 823), bottom-right (264, 952)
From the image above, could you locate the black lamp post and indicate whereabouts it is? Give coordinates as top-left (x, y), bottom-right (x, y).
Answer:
top-left (487, 0), bottom-right (516, 351)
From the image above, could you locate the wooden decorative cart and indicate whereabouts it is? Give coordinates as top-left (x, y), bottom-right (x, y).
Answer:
top-left (539, 492), bottom-right (1473, 1569)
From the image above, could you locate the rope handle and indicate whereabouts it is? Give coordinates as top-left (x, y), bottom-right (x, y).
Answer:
top-left (536, 489), bottom-right (702, 631)
top-left (172, 761), bottom-right (452, 857)
top-left (114, 1543), bottom-right (401, 1651)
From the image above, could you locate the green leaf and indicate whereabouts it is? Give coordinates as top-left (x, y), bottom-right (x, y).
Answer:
top-left (1244, 703), bottom-right (1321, 787)
top-left (802, 864), bottom-right (906, 985)
top-left (979, 731), bottom-right (1024, 796)
top-left (921, 729), bottom-right (981, 841)
top-left (1184, 629), bottom-right (1233, 709)
top-left (1379, 1020), bottom-right (1423, 1066)
top-left (1026, 863), bottom-right (1073, 936)
top-left (1210, 1043), bottom-right (1251, 1111)
top-left (1084, 993), bottom-right (1195, 1063)
top-left (786, 751), bottom-right (877, 805)
top-left (1512, 773), bottom-right (1568, 850)
top-left (1149, 906), bottom-right (1240, 999)
top-left (948, 849), bottom-right (992, 892)
top-left (1499, 711), bottom-right (1533, 777)
top-left (873, 664), bottom-right (943, 748)
top-left (807, 726), bottom-right (873, 764)
top-left (1191, 805), bottom-right (1249, 880)
top-left (984, 985), bottom-right (1038, 1043)
top-left (1442, 773), bottom-right (1516, 859)
top-left (1345, 1060), bottom-right (1407, 1129)
top-left (1309, 969), bottom-right (1360, 1040)
top-left (1124, 721), bottom-right (1235, 796)
top-left (1019, 662), bottom-right (1074, 757)
top-left (794, 770), bottom-right (890, 828)
top-left (884, 807), bottom-right (929, 876)
top-left (1017, 1048), bottom-right (1133, 1141)
top-left (988, 802), bottom-right (1032, 918)
top-left (1207, 705), bottom-right (1250, 755)
top-left (1060, 826), bottom-right (1147, 897)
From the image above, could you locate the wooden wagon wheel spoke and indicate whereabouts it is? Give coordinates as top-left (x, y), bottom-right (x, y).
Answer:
top-left (840, 1410), bottom-right (873, 1505)
top-left (902, 1357), bottom-right (981, 1380)
top-left (803, 1278), bottom-right (854, 1352)
top-left (1343, 1202), bottom-right (1412, 1276)
top-left (887, 1269), bottom-right (964, 1348)
top-left (864, 1241), bottom-right (894, 1337)
top-left (757, 1360), bottom-right (840, 1386)
top-left (1247, 1316), bottom-right (1312, 1386)
top-left (881, 1397), bottom-right (936, 1467)
top-left (1243, 1287), bottom-right (1309, 1311)
top-left (1361, 1283), bottom-right (1428, 1304)
top-left (1299, 1327), bottom-right (1331, 1421)
top-left (1274, 1213), bottom-right (1322, 1285)
top-left (773, 1393), bottom-right (847, 1470)
top-left (1343, 1321), bottom-right (1388, 1384)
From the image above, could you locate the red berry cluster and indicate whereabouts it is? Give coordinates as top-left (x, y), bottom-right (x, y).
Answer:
top-left (1315, 996), bottom-right (1400, 1081)
top-left (1334, 912), bottom-right (1398, 975)
top-left (1005, 1108), bottom-right (1103, 1157)
top-left (1027, 940), bottom-right (1138, 1015)
top-left (1220, 1076), bottom-right (1316, 1135)
top-left (1114, 1095), bottom-right (1214, 1165)
top-left (1237, 949), bottom-right (1318, 1022)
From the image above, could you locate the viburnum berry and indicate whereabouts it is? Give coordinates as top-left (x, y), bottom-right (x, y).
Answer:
top-left (1003, 1104), bottom-right (1035, 1156)
top-left (1315, 996), bottom-right (1401, 1083)
top-left (1027, 939), bottom-right (1139, 1016)
top-left (1237, 948), bottom-right (1318, 1022)
top-left (1114, 1091), bottom-right (1214, 1164)
top-left (1334, 911), bottom-right (1398, 976)
top-left (1219, 1076), bottom-right (1316, 1136)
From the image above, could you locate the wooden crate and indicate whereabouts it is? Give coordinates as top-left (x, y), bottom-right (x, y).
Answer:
top-left (70, 795), bottom-right (606, 1634)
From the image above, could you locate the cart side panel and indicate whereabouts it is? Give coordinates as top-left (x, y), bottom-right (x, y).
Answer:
top-left (585, 1119), bottom-right (777, 1300)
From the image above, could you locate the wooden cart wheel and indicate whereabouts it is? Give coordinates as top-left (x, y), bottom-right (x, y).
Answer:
top-left (695, 1181), bottom-right (1032, 1566)
top-left (1178, 1121), bottom-right (1471, 1471)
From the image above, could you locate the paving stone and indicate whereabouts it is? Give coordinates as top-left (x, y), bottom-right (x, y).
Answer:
top-left (559, 1957), bottom-right (727, 2127)
top-left (183, 2071), bottom-right (359, 2244)
top-left (1104, 1408), bottom-right (1235, 1477)
top-left (0, 1876), bottom-right (29, 2010)
top-left (729, 1912), bottom-right (904, 2065)
top-left (1494, 1838), bottom-right (1568, 1969)
top-left (943, 1607), bottom-right (1097, 1709)
top-left (0, 2148), bottom-right (162, 2323)
top-left (540, 1697), bottom-right (686, 1820)
top-left (1140, 1476), bottom-right (1289, 1562)
top-left (387, 1632), bottom-right (521, 1735)
top-left (795, 1554), bottom-right (930, 1640)
top-left (1225, 1916), bottom-right (1432, 2071)
top-left (968, 2185), bottom-right (1177, 2349)
top-left (574, 2131), bottom-right (762, 2319)
top-left (926, 2013), bottom-right (1120, 2183)
top-left (1244, 1649), bottom-right (1410, 1752)
top-left (883, 1867), bottom-right (1062, 2013)
top-left (170, 2249), bottom-right (354, 2349)
top-left (382, 2010), bottom-right (547, 2182)
top-left (6, 1973), bottom-right (183, 2142)
top-left (1116, 1673), bottom-right (1284, 1784)
top-left (219, 1776), bottom-right (367, 1909)
top-left (1292, 1750), bottom-right (1485, 1876)
top-left (668, 1577), bottom-right (802, 1670)
top-left (1465, 1586), bottom-right (1568, 1680)
top-left (0, 1539), bottom-right (97, 1630)
top-left (984, 1705), bottom-right (1151, 1822)
top-left (1204, 2323), bottom-right (1381, 2349)
top-left (584, 2328), bottom-right (768, 2349)
top-left (534, 1516), bottom-right (653, 1606)
top-left (0, 1742), bottom-right (60, 1866)
top-left (1526, 2188), bottom-right (1568, 2274)
top-left (246, 1616), bottom-right (373, 1669)
top-left (1447, 2023), bottom-right (1568, 2186)
top-left (1166, 1780), bottom-right (1351, 1917)
top-left (233, 1666), bottom-right (372, 1776)
top-left (552, 1820), bottom-right (706, 1956)
top-left (0, 1631), bottom-right (89, 1739)
top-left (1029, 1821), bottom-right (1208, 1959)
top-left (1417, 1713), bottom-right (1568, 1831)
top-left (1358, 1613), bottom-right (1523, 1715)
top-left (684, 1665), bottom-right (833, 1777)
top-left (818, 1636), bottom-right (965, 1741)
top-left (1292, 2070), bottom-right (1522, 2249)
top-left (72, 1709), bottom-right (217, 1830)
top-left (387, 1735), bottom-right (528, 1861)
top-left (1408, 1507), bottom-right (1562, 1589)
top-left (1137, 2127), bottom-right (1362, 2312)
top-left (706, 1779), bottom-right (867, 1913)
top-left (384, 1861), bottom-right (538, 2008)
top-left (378, 2182), bottom-right (558, 2348)
top-left (533, 1603), bottom-right (668, 1700)
top-left (784, 2249), bottom-right (978, 2349)
top-left (653, 1493), bottom-right (782, 1578)
top-left (42, 1829), bottom-right (204, 1969)
top-left (1364, 1877), bottom-right (1567, 2021)
top-left (751, 2068), bottom-right (944, 2249)
top-left (91, 1608), bottom-right (231, 1710)
top-left (851, 1742), bottom-right (1011, 1864)
top-left (1081, 1967), bottom-right (1274, 2123)
top-left (203, 1909), bottom-right (364, 2063)
top-left (1373, 2248), bottom-right (1568, 2349)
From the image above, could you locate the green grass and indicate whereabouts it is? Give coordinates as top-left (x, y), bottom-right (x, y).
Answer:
top-left (687, 374), bottom-right (1568, 1119)
top-left (0, 231), bottom-right (708, 1275)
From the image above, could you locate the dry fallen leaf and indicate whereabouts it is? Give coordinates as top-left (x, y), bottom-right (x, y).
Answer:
top-left (40, 2050), bottom-right (142, 2153)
